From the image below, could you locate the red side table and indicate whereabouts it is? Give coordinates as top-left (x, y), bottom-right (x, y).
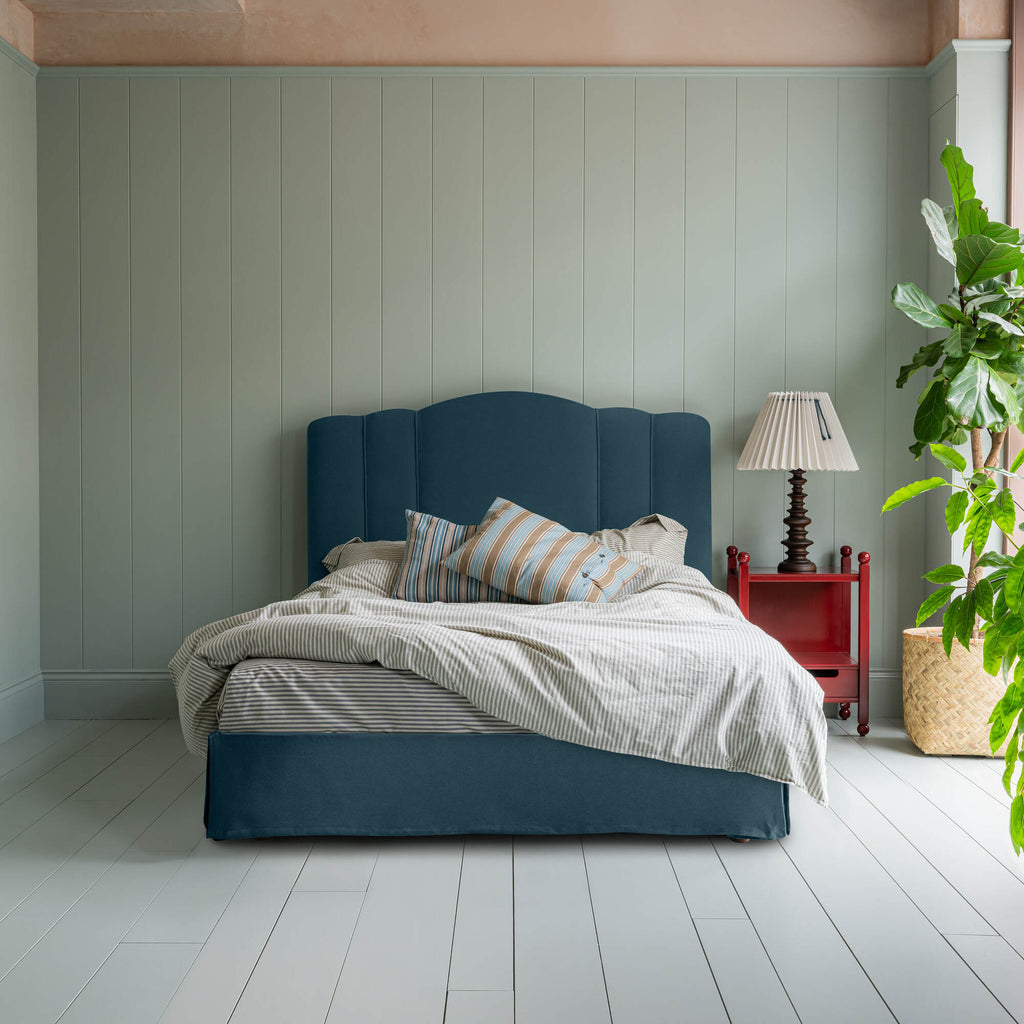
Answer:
top-left (727, 545), bottom-right (871, 736)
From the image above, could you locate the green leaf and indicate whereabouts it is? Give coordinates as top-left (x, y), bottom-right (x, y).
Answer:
top-left (942, 597), bottom-right (960, 656)
top-left (892, 283), bottom-right (951, 329)
top-left (964, 505), bottom-right (993, 556)
top-left (929, 443), bottom-right (967, 472)
top-left (916, 585), bottom-right (955, 626)
top-left (924, 563), bottom-right (966, 583)
top-left (941, 144), bottom-right (977, 213)
top-left (1010, 793), bottom-right (1023, 855)
top-left (914, 382), bottom-right (947, 444)
top-left (1005, 551), bottom-right (1024, 613)
top-left (977, 309), bottom-right (1024, 336)
top-left (1003, 732), bottom-right (1019, 793)
top-left (993, 488), bottom-right (1017, 535)
top-left (989, 371), bottom-right (1021, 423)
top-left (984, 220), bottom-right (1021, 244)
top-left (942, 323), bottom-right (979, 357)
top-left (969, 471), bottom-right (998, 497)
top-left (1002, 638), bottom-right (1019, 682)
top-left (978, 551), bottom-right (1015, 569)
top-left (943, 203), bottom-right (959, 242)
top-left (882, 477), bottom-right (949, 512)
top-left (946, 357), bottom-right (988, 423)
top-left (972, 339), bottom-right (1007, 360)
top-left (938, 303), bottom-right (972, 325)
top-left (1012, 446), bottom-right (1024, 473)
top-left (921, 197), bottom-right (957, 266)
top-left (966, 291), bottom-right (1013, 311)
top-left (984, 619), bottom-right (1007, 673)
top-left (956, 590), bottom-right (978, 648)
top-left (958, 197), bottom-right (989, 236)
top-left (953, 235), bottom-right (1023, 287)
top-left (947, 357), bottom-right (1003, 427)
top-left (897, 340), bottom-right (944, 388)
top-left (945, 490), bottom-right (970, 532)
top-left (975, 576), bottom-right (996, 619)
top-left (990, 686), bottom-right (1021, 746)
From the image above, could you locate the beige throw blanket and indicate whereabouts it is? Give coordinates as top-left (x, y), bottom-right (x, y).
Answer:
top-left (170, 555), bottom-right (828, 804)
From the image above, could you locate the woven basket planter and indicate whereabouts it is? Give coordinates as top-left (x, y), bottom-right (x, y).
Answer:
top-left (903, 626), bottom-right (1006, 756)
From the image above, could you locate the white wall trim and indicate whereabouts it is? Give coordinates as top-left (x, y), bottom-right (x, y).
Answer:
top-left (39, 668), bottom-right (903, 723)
top-left (926, 39), bottom-right (1011, 79)
top-left (0, 670), bottom-right (43, 699)
top-left (44, 670), bottom-right (177, 719)
top-left (34, 45), bottom-right (1010, 83)
top-left (37, 63), bottom-right (933, 80)
top-left (867, 670), bottom-right (903, 719)
top-left (951, 39), bottom-right (1012, 54)
top-left (0, 37), bottom-right (37, 77)
top-left (0, 673), bottom-right (44, 743)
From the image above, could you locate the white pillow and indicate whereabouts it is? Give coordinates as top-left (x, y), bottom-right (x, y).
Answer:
top-left (322, 537), bottom-right (406, 573)
top-left (590, 513), bottom-right (687, 564)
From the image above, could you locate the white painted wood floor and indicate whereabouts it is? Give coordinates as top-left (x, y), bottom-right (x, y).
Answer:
top-left (0, 717), bottom-right (1022, 1024)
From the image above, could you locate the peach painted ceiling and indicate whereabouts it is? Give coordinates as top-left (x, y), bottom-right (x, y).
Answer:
top-left (0, 0), bottom-right (1011, 67)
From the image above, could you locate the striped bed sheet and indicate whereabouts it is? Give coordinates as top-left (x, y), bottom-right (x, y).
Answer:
top-left (219, 658), bottom-right (529, 734)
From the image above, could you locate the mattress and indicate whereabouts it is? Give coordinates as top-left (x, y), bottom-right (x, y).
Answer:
top-left (218, 658), bottom-right (530, 734)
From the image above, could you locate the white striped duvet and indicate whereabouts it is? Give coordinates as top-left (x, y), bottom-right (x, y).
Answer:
top-left (171, 555), bottom-right (829, 804)
top-left (220, 659), bottom-right (527, 734)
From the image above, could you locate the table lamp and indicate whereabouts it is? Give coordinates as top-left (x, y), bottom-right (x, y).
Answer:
top-left (737, 391), bottom-right (858, 573)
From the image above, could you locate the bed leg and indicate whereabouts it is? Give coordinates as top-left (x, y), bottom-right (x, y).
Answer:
top-left (727, 836), bottom-right (751, 843)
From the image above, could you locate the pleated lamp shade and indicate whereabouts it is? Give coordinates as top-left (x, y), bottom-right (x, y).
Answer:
top-left (737, 392), bottom-right (858, 472)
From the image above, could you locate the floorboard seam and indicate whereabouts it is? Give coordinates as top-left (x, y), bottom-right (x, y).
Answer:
top-left (580, 838), bottom-right (615, 1024)
top-left (441, 839), bottom-right (467, 1023)
top-left (661, 838), bottom-right (732, 1022)
top-left (938, 931), bottom-right (1022, 1024)
top-left (321, 844), bottom-right (379, 1023)
top-left (824, 758), bottom-right (1004, 940)
top-left (711, 839), bottom-right (806, 1024)
top-left (776, 837), bottom-right (897, 1023)
top-left (831, 733), bottom-right (1024, 889)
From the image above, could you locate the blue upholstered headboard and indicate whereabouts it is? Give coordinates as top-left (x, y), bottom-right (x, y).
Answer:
top-left (307, 392), bottom-right (712, 583)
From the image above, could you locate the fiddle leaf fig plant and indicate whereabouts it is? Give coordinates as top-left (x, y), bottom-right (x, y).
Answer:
top-left (882, 144), bottom-right (1024, 855)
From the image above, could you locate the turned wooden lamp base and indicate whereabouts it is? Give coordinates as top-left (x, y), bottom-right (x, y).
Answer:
top-left (778, 468), bottom-right (817, 574)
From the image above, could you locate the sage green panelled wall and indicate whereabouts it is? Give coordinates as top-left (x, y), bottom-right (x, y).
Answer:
top-left (0, 43), bottom-right (40, 740)
top-left (36, 71), bottom-right (929, 701)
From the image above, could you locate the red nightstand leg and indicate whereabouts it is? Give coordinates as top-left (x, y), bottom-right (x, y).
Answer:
top-left (838, 703), bottom-right (851, 720)
top-left (857, 552), bottom-right (871, 738)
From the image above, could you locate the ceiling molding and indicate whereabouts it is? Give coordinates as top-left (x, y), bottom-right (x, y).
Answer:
top-left (36, 62), bottom-right (934, 79)
top-left (22, 0), bottom-right (242, 11)
top-left (0, 34), bottom-right (38, 75)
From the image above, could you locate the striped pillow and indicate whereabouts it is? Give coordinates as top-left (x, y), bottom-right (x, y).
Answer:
top-left (391, 509), bottom-right (517, 603)
top-left (445, 498), bottom-right (643, 604)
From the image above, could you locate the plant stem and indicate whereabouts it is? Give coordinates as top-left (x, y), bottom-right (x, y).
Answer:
top-left (966, 426), bottom-right (987, 595)
top-left (971, 428), bottom-right (984, 474)
top-left (966, 428), bottom-right (1009, 631)
top-left (986, 428), bottom-right (1008, 469)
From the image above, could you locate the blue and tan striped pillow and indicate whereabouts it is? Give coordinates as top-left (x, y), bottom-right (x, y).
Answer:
top-left (444, 498), bottom-right (643, 604)
top-left (391, 509), bottom-right (517, 603)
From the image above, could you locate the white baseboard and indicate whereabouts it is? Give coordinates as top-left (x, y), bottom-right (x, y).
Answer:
top-left (44, 670), bottom-right (177, 719)
top-left (868, 669), bottom-right (902, 719)
top-left (39, 667), bottom-right (904, 724)
top-left (822, 670), bottom-right (901, 719)
top-left (0, 672), bottom-right (44, 743)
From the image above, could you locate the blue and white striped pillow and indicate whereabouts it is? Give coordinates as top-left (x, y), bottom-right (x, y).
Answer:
top-left (444, 498), bottom-right (642, 604)
top-left (391, 509), bottom-right (517, 603)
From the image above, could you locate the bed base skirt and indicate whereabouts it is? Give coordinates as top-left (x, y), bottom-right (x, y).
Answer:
top-left (204, 731), bottom-right (790, 841)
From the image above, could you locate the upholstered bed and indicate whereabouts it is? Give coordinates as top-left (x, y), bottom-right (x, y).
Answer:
top-left (199, 391), bottom-right (798, 841)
